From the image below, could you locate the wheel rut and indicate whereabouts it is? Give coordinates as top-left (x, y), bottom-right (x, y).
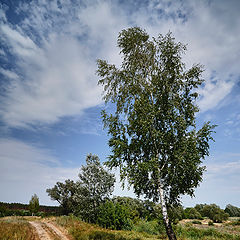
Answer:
top-left (29, 220), bottom-right (70, 240)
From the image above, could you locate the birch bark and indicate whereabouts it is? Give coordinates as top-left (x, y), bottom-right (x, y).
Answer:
top-left (158, 177), bottom-right (177, 240)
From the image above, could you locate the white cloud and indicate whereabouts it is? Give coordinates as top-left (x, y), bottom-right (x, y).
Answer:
top-left (0, 138), bottom-right (79, 205)
top-left (198, 80), bottom-right (234, 112)
top-left (0, 23), bottom-right (102, 128)
top-left (0, 138), bottom-right (136, 205)
top-left (0, 0), bottom-right (240, 128)
top-left (182, 152), bottom-right (240, 208)
top-left (0, 68), bottom-right (19, 80)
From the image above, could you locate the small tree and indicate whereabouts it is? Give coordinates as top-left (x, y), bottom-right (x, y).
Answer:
top-left (97, 27), bottom-right (216, 240)
top-left (29, 194), bottom-right (39, 216)
top-left (46, 179), bottom-right (77, 215)
top-left (73, 154), bottom-right (115, 222)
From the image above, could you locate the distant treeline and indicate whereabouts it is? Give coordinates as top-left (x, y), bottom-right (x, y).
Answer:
top-left (0, 201), bottom-right (60, 217)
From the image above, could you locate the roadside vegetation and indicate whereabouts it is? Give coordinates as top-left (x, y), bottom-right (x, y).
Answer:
top-left (49, 215), bottom-right (240, 240)
top-left (0, 217), bottom-right (36, 240)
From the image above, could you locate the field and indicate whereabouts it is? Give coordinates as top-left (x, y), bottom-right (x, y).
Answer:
top-left (1, 216), bottom-right (240, 240)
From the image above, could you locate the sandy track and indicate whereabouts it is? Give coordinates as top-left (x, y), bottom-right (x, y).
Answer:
top-left (44, 222), bottom-right (70, 240)
top-left (29, 220), bottom-right (70, 240)
top-left (29, 221), bottom-right (51, 240)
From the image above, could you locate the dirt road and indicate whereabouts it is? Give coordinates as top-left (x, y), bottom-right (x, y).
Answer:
top-left (29, 220), bottom-right (71, 240)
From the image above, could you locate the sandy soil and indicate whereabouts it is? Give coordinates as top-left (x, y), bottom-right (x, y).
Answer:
top-left (29, 221), bottom-right (51, 240)
top-left (29, 220), bottom-right (71, 240)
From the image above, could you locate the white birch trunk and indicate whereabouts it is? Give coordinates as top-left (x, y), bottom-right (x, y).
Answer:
top-left (158, 177), bottom-right (177, 240)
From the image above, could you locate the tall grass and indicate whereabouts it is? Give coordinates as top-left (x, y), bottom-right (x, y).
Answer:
top-left (55, 216), bottom-right (161, 240)
top-left (176, 225), bottom-right (240, 240)
top-left (55, 216), bottom-right (240, 240)
top-left (0, 218), bottom-right (36, 240)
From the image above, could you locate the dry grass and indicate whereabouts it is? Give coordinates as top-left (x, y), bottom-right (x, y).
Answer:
top-left (0, 217), bottom-right (37, 240)
top-left (1, 216), bottom-right (240, 240)
top-left (55, 216), bottom-right (240, 240)
top-left (55, 215), bottom-right (163, 240)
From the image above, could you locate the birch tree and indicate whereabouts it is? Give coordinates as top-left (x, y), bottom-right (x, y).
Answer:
top-left (97, 27), bottom-right (216, 240)
top-left (29, 194), bottom-right (39, 216)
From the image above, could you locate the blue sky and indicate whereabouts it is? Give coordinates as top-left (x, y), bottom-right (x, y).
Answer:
top-left (0, 0), bottom-right (240, 208)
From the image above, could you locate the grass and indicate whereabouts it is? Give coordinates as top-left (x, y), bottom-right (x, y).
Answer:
top-left (1, 216), bottom-right (240, 240)
top-left (176, 225), bottom-right (240, 240)
top-left (55, 216), bottom-right (240, 240)
top-left (55, 215), bottom-right (162, 240)
top-left (0, 217), bottom-right (36, 240)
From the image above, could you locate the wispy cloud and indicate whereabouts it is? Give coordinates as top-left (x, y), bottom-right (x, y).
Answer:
top-left (0, 0), bottom-right (239, 128)
top-left (0, 68), bottom-right (19, 80)
top-left (0, 138), bottom-right (79, 205)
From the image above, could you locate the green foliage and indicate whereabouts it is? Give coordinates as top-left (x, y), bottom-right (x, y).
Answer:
top-left (184, 207), bottom-right (203, 220)
top-left (73, 154), bottom-right (115, 223)
top-left (112, 197), bottom-right (161, 222)
top-left (97, 200), bottom-right (132, 230)
top-left (168, 205), bottom-right (185, 223)
top-left (47, 154), bottom-right (115, 221)
top-left (225, 204), bottom-right (240, 217)
top-left (176, 225), bottom-right (240, 240)
top-left (200, 204), bottom-right (229, 223)
top-left (46, 179), bottom-right (77, 215)
top-left (29, 194), bottom-right (39, 215)
top-left (133, 219), bottom-right (165, 235)
top-left (0, 202), bottom-right (59, 217)
top-left (97, 26), bottom-right (216, 207)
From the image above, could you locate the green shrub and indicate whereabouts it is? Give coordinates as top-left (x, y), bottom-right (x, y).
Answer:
top-left (213, 212), bottom-right (229, 223)
top-left (97, 201), bottom-right (132, 230)
top-left (184, 207), bottom-right (203, 219)
top-left (201, 204), bottom-right (229, 222)
top-left (133, 219), bottom-right (165, 235)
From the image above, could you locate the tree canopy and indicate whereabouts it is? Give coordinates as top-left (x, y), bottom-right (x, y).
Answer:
top-left (47, 153), bottom-right (115, 222)
top-left (46, 179), bottom-right (76, 215)
top-left (97, 27), bottom-right (216, 240)
top-left (29, 194), bottom-right (39, 216)
top-left (73, 153), bottom-right (116, 222)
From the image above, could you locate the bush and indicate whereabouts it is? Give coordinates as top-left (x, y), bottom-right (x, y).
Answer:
top-left (133, 219), bottom-right (165, 235)
top-left (200, 204), bottom-right (229, 223)
top-left (213, 212), bottom-right (229, 223)
top-left (184, 208), bottom-right (203, 219)
top-left (97, 201), bottom-right (132, 230)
